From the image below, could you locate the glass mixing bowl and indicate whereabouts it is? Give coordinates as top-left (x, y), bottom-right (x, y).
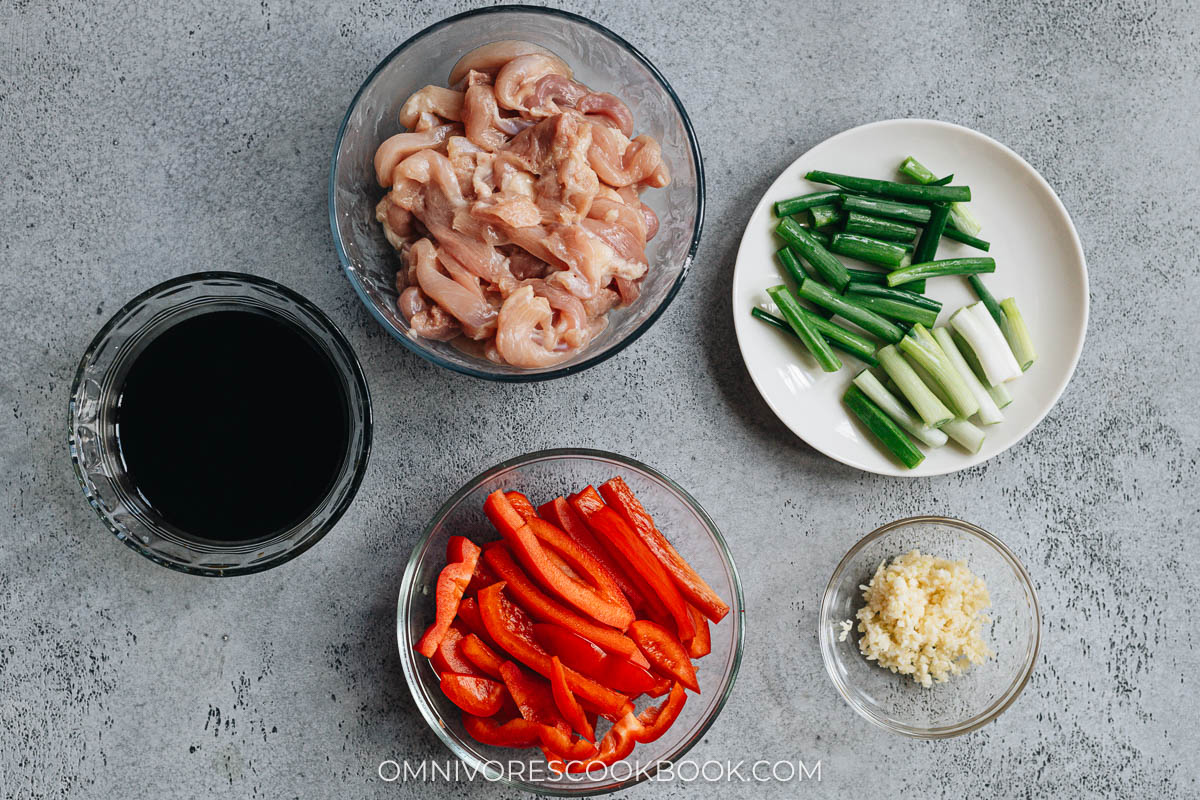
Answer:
top-left (397, 449), bottom-right (742, 794)
top-left (330, 6), bottom-right (704, 381)
top-left (819, 516), bottom-right (1040, 738)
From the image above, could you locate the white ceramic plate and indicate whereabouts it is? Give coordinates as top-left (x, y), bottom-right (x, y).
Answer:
top-left (732, 119), bottom-right (1088, 477)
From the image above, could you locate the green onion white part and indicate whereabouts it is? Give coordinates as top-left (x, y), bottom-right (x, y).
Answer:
top-left (940, 418), bottom-right (986, 454)
top-left (950, 329), bottom-right (1014, 408)
top-left (999, 297), bottom-right (1037, 371)
top-left (852, 370), bottom-right (949, 448)
top-left (876, 344), bottom-right (953, 428)
top-left (898, 324), bottom-right (980, 419)
top-left (932, 327), bottom-right (1004, 425)
top-left (949, 302), bottom-right (1022, 385)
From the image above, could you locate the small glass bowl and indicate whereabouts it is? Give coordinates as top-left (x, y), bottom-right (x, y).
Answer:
top-left (329, 6), bottom-right (705, 381)
top-left (819, 517), bottom-right (1040, 738)
top-left (397, 449), bottom-right (743, 795)
top-left (68, 272), bottom-right (372, 576)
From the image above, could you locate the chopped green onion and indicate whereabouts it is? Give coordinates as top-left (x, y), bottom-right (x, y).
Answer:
top-left (944, 226), bottom-right (991, 252)
top-left (950, 329), bottom-right (1014, 407)
top-left (751, 307), bottom-right (878, 366)
top-left (932, 327), bottom-right (1004, 425)
top-left (766, 286), bottom-right (842, 372)
top-left (949, 303), bottom-right (1022, 385)
top-left (806, 170), bottom-right (971, 203)
top-left (797, 279), bottom-right (905, 343)
top-left (809, 204), bottom-right (845, 229)
top-left (844, 293), bottom-right (938, 328)
top-left (897, 156), bottom-right (983, 236)
top-left (843, 384), bottom-right (926, 469)
top-left (911, 202), bottom-right (951, 265)
top-left (844, 283), bottom-right (942, 313)
top-left (773, 191), bottom-right (845, 218)
top-left (898, 324), bottom-right (980, 419)
top-left (845, 268), bottom-right (926, 294)
top-left (843, 212), bottom-right (919, 243)
top-left (967, 275), bottom-right (1004, 325)
top-left (887, 257), bottom-right (995, 287)
top-left (775, 217), bottom-right (851, 291)
top-left (828, 233), bottom-right (911, 269)
top-left (852, 370), bottom-right (948, 447)
top-left (999, 298), bottom-right (1037, 371)
top-left (876, 344), bottom-right (953, 427)
top-left (940, 418), bottom-right (985, 453)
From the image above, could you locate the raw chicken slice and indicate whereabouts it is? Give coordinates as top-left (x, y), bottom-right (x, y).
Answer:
top-left (398, 86), bottom-right (465, 129)
top-left (449, 41), bottom-right (571, 87)
top-left (374, 124), bottom-right (459, 187)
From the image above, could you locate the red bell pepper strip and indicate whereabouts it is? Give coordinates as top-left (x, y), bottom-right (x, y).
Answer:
top-left (456, 597), bottom-right (499, 649)
top-left (505, 490), bottom-right (540, 520)
top-left (429, 625), bottom-right (482, 677)
top-left (538, 724), bottom-right (598, 761)
top-left (524, 516), bottom-right (630, 611)
top-left (462, 713), bottom-right (542, 748)
top-left (498, 660), bottom-right (570, 734)
top-left (485, 491), bottom-right (633, 630)
top-left (570, 488), bottom-right (694, 642)
top-left (685, 604), bottom-right (711, 659)
top-left (415, 536), bottom-right (482, 658)
top-left (645, 677), bottom-right (672, 698)
top-left (464, 558), bottom-right (501, 598)
top-left (482, 544), bottom-right (640, 660)
top-left (539, 496), bottom-right (648, 610)
top-left (599, 477), bottom-right (730, 623)
top-left (459, 633), bottom-right (505, 679)
top-left (550, 655), bottom-right (594, 743)
top-left (556, 683), bottom-right (689, 773)
top-left (628, 619), bottom-right (700, 693)
top-left (477, 583), bottom-right (633, 718)
top-left (633, 682), bottom-right (687, 743)
top-left (533, 623), bottom-right (658, 696)
top-left (440, 673), bottom-right (505, 717)
top-left (564, 712), bottom-right (640, 773)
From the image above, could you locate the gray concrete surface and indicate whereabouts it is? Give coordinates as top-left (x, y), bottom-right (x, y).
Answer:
top-left (2, 0), bottom-right (1198, 797)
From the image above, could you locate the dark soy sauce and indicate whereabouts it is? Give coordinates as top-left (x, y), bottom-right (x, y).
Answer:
top-left (116, 309), bottom-right (350, 543)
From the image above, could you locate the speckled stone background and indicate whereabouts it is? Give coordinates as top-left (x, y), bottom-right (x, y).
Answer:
top-left (2, 0), bottom-right (1198, 797)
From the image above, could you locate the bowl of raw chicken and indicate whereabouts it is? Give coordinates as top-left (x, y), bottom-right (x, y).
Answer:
top-left (330, 6), bottom-right (705, 380)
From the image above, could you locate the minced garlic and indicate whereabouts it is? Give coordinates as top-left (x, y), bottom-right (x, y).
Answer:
top-left (848, 550), bottom-right (992, 687)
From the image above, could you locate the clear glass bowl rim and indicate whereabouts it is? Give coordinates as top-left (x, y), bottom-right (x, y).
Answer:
top-left (327, 4), bottom-right (706, 383)
top-left (396, 447), bottom-right (744, 796)
top-left (818, 515), bottom-right (1041, 739)
top-left (67, 270), bottom-right (374, 577)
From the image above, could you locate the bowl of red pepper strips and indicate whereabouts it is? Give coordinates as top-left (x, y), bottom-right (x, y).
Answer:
top-left (398, 449), bottom-right (744, 794)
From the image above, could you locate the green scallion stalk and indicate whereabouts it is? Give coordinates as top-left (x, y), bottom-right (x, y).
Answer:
top-left (896, 156), bottom-right (983, 236)
top-left (843, 384), bottom-right (926, 469)
top-left (876, 344), bottom-right (953, 427)
top-left (999, 297), bottom-right (1036, 370)
top-left (948, 303), bottom-right (1022, 385)
top-left (967, 275), bottom-right (1004, 325)
top-left (828, 233), bottom-right (911, 269)
top-left (751, 307), bottom-right (878, 366)
top-left (797, 279), bottom-right (905, 343)
top-left (887, 257), bottom-right (995, 287)
top-left (806, 170), bottom-right (971, 203)
top-left (809, 204), bottom-right (845, 229)
top-left (775, 216), bottom-right (851, 291)
top-left (911, 202), bottom-right (951, 265)
top-left (845, 268), bottom-right (926, 294)
top-left (773, 191), bottom-right (845, 218)
top-left (898, 324), bottom-right (980, 419)
top-left (766, 286), bottom-right (842, 372)
top-left (852, 370), bottom-right (948, 447)
top-left (843, 293), bottom-right (938, 328)
top-left (775, 247), bottom-right (834, 319)
top-left (940, 418), bottom-right (986, 453)
top-left (931, 327), bottom-right (1004, 425)
top-left (950, 329), bottom-right (1014, 407)
top-left (844, 283), bottom-right (942, 313)
top-left (843, 212), bottom-right (919, 243)
top-left (944, 226), bottom-right (991, 252)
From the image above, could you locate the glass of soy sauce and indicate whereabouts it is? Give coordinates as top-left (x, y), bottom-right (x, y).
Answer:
top-left (69, 273), bottom-right (372, 576)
